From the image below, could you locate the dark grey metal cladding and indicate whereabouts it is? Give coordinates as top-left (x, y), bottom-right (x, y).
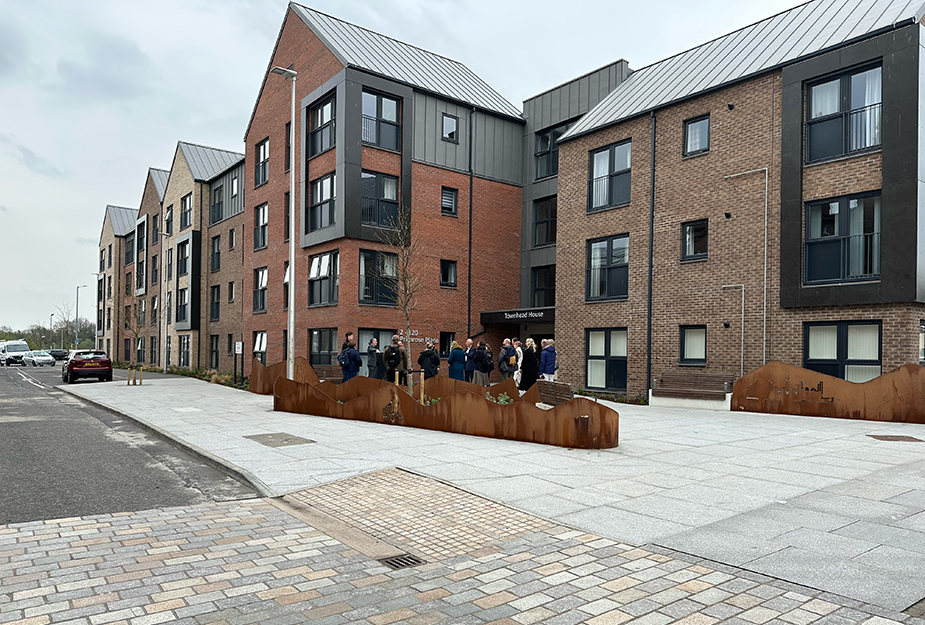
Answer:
top-left (178, 142), bottom-right (245, 183)
top-left (208, 162), bottom-right (246, 225)
top-left (779, 26), bottom-right (920, 308)
top-left (411, 93), bottom-right (470, 175)
top-left (150, 169), bottom-right (170, 203)
top-left (107, 205), bottom-right (138, 237)
top-left (173, 229), bottom-right (201, 332)
top-left (918, 31), bottom-right (925, 301)
top-left (562, 0), bottom-right (924, 143)
top-left (290, 3), bottom-right (521, 120)
top-left (471, 111), bottom-right (522, 185)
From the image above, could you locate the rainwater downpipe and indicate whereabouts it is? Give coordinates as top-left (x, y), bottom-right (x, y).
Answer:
top-left (646, 111), bottom-right (656, 392)
top-left (467, 106), bottom-right (475, 338)
top-left (723, 167), bottom-right (768, 365)
top-left (722, 284), bottom-right (745, 378)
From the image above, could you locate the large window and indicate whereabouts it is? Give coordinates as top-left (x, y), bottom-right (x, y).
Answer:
top-left (359, 250), bottom-right (397, 306)
top-left (210, 185), bottom-right (224, 224)
top-left (586, 329), bottom-right (627, 392)
top-left (284, 121), bottom-right (291, 172)
top-left (804, 321), bottom-right (881, 382)
top-left (284, 192), bottom-right (290, 242)
top-left (362, 91), bottom-right (400, 151)
top-left (283, 262), bottom-right (289, 310)
top-left (310, 94), bottom-right (335, 157)
top-left (179, 335), bottom-right (190, 368)
top-left (254, 138), bottom-right (269, 187)
top-left (533, 265), bottom-right (555, 307)
top-left (166, 292), bottom-right (171, 325)
top-left (165, 206), bottom-right (173, 236)
top-left (682, 219), bottom-right (708, 261)
top-left (125, 233), bottom-right (135, 266)
top-left (151, 255), bottom-right (158, 285)
top-left (806, 66), bottom-right (881, 162)
top-left (135, 258), bottom-right (145, 290)
top-left (587, 234), bottom-right (629, 301)
top-left (152, 215), bottom-right (159, 244)
top-left (442, 114), bottom-right (458, 143)
top-left (177, 241), bottom-right (188, 276)
top-left (254, 203), bottom-right (268, 249)
top-left (441, 187), bottom-right (458, 216)
top-left (210, 335), bottom-right (219, 370)
top-left (683, 115), bottom-right (710, 156)
top-left (309, 328), bottom-right (336, 366)
top-left (309, 173), bottom-right (336, 233)
top-left (228, 281), bottom-right (235, 303)
top-left (805, 192), bottom-right (880, 284)
top-left (210, 285), bottom-right (220, 321)
top-left (150, 336), bottom-right (157, 365)
top-left (589, 140), bottom-right (631, 211)
top-left (535, 121), bottom-right (573, 179)
top-left (534, 196), bottom-right (557, 247)
top-left (166, 249), bottom-right (173, 281)
top-left (180, 193), bottom-right (192, 230)
top-left (440, 260), bottom-right (457, 288)
top-left (211, 235), bottom-right (221, 272)
top-left (361, 171), bottom-right (398, 227)
top-left (253, 332), bottom-right (267, 366)
top-left (309, 251), bottom-right (338, 306)
top-left (680, 325), bottom-right (707, 366)
top-left (151, 296), bottom-right (157, 326)
top-left (177, 289), bottom-right (188, 323)
top-left (253, 267), bottom-right (268, 312)
top-left (136, 337), bottom-right (145, 365)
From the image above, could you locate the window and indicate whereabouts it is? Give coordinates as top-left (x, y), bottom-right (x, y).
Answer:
top-left (361, 171), bottom-right (398, 227)
top-left (440, 260), bottom-right (457, 288)
top-left (586, 328), bottom-right (627, 391)
top-left (124, 338), bottom-right (131, 362)
top-left (177, 289), bottom-right (188, 323)
top-left (805, 192), bottom-right (880, 284)
top-left (362, 91), bottom-right (400, 150)
top-left (309, 173), bottom-right (336, 232)
top-left (211, 235), bottom-right (221, 272)
top-left (533, 265), bottom-right (555, 307)
top-left (587, 234), bottom-right (629, 301)
top-left (125, 233), bottom-right (135, 265)
top-left (682, 219), bottom-right (708, 261)
top-left (138, 300), bottom-right (146, 325)
top-left (180, 193), bottom-right (192, 230)
top-left (97, 279), bottom-right (104, 302)
top-left (227, 334), bottom-right (234, 356)
top-left (106, 307), bottom-right (111, 330)
top-left (534, 196), bottom-right (557, 247)
top-left (166, 292), bottom-right (172, 325)
top-left (254, 204), bottom-right (268, 249)
top-left (210, 285), bottom-right (221, 321)
top-left (683, 115), bottom-right (710, 156)
top-left (284, 192), bottom-right (290, 242)
top-left (804, 321), bottom-right (881, 382)
top-left (920, 322), bottom-right (925, 366)
top-left (309, 328), bottom-right (336, 366)
top-left (310, 94), bottom-right (335, 157)
top-left (124, 305), bottom-right (131, 329)
top-left (99, 249), bottom-right (105, 272)
top-left (211, 185), bottom-right (224, 224)
top-left (107, 276), bottom-right (112, 299)
top-left (283, 330), bottom-right (288, 361)
top-left (150, 336), bottom-right (157, 365)
top-left (439, 332), bottom-right (455, 357)
top-left (166, 335), bottom-right (171, 366)
top-left (229, 227), bottom-right (236, 250)
top-left (680, 325), bottom-right (707, 366)
top-left (165, 205), bottom-right (173, 235)
top-left (255, 138), bottom-right (269, 186)
top-left (535, 121), bottom-right (573, 179)
top-left (253, 331), bottom-right (267, 366)
top-left (283, 261), bottom-right (290, 310)
top-left (152, 215), bottom-right (159, 244)
top-left (136, 337), bottom-right (145, 364)
top-left (284, 121), bottom-right (291, 172)
top-left (359, 250), bottom-right (397, 305)
top-left (166, 249), bottom-right (173, 281)
top-left (137, 223), bottom-right (146, 254)
top-left (125, 275), bottom-right (131, 296)
top-left (151, 255), bottom-right (158, 285)
top-left (441, 187), bottom-right (457, 216)
top-left (210, 335), bottom-right (219, 370)
top-left (108, 244), bottom-right (112, 268)
top-left (806, 66), bottom-right (881, 162)
top-left (442, 114), bottom-right (458, 143)
top-left (179, 335), bottom-right (190, 368)
top-left (151, 296), bottom-right (157, 326)
top-left (232, 174), bottom-right (238, 198)
top-left (228, 281), bottom-right (235, 303)
top-left (177, 241), bottom-right (188, 276)
top-left (136, 258), bottom-right (145, 290)
top-left (309, 251), bottom-right (338, 306)
top-left (589, 140), bottom-right (632, 211)
top-left (253, 267), bottom-right (268, 312)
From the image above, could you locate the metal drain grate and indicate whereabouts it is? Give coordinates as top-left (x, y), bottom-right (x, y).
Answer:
top-left (867, 435), bottom-right (924, 443)
top-left (378, 553), bottom-right (425, 570)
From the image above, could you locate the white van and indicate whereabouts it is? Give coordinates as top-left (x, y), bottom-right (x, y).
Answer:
top-left (0, 340), bottom-right (31, 366)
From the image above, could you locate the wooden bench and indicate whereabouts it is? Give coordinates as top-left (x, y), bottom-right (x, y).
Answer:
top-left (651, 372), bottom-right (734, 401)
top-left (536, 380), bottom-right (574, 406)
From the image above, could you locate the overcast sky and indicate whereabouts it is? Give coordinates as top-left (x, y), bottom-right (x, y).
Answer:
top-left (0, 0), bottom-right (803, 332)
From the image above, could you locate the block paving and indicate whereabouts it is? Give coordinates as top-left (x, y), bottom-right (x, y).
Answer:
top-left (2, 469), bottom-right (923, 625)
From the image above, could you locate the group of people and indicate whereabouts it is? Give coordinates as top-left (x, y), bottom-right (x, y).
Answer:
top-left (337, 330), bottom-right (558, 392)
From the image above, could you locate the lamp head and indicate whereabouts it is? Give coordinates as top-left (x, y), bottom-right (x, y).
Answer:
top-left (270, 66), bottom-right (297, 79)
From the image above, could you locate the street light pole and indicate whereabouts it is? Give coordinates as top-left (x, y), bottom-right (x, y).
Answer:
top-left (91, 272), bottom-right (100, 350)
top-left (49, 313), bottom-right (54, 349)
top-left (271, 65), bottom-right (298, 381)
top-left (163, 229), bottom-right (170, 373)
top-left (75, 285), bottom-right (87, 349)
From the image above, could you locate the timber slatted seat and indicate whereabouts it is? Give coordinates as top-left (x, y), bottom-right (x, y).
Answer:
top-left (651, 372), bottom-right (734, 401)
top-left (536, 380), bottom-right (574, 406)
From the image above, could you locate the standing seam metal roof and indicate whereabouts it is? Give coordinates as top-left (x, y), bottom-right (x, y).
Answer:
top-left (178, 142), bottom-right (245, 182)
top-left (561, 0), bottom-right (925, 142)
top-left (149, 168), bottom-right (170, 202)
top-left (106, 205), bottom-right (138, 237)
top-left (290, 3), bottom-right (522, 120)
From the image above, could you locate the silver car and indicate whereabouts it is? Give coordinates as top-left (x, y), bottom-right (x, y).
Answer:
top-left (23, 350), bottom-right (56, 367)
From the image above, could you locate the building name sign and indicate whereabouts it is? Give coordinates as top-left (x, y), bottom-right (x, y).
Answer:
top-left (480, 307), bottom-right (554, 325)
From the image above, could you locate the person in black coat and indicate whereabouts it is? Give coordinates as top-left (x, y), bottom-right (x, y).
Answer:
top-left (367, 338), bottom-right (382, 379)
top-left (417, 341), bottom-right (440, 380)
top-left (341, 341), bottom-right (363, 382)
top-left (473, 341), bottom-right (493, 386)
top-left (464, 338), bottom-right (477, 383)
top-left (519, 338), bottom-right (540, 392)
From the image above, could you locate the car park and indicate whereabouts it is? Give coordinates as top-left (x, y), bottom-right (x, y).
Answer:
top-left (62, 350), bottom-right (113, 383)
top-left (23, 350), bottom-right (55, 367)
top-left (48, 349), bottom-right (69, 361)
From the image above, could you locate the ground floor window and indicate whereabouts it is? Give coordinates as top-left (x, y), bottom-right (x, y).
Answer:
top-left (309, 328), bottom-right (336, 366)
top-left (804, 321), bottom-right (881, 382)
top-left (680, 325), bottom-right (707, 366)
top-left (357, 328), bottom-right (397, 375)
top-left (439, 332), bottom-right (455, 358)
top-left (586, 328), bottom-right (627, 392)
top-left (136, 337), bottom-right (145, 364)
top-left (210, 335), bottom-right (219, 369)
top-left (179, 335), bottom-right (191, 368)
top-left (150, 337), bottom-right (157, 365)
top-left (253, 331), bottom-right (267, 366)
top-left (124, 339), bottom-right (131, 363)
top-left (166, 336), bottom-right (171, 366)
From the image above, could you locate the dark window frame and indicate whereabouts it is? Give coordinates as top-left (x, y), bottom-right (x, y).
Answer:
top-left (177, 288), bottom-right (188, 323)
top-left (805, 64), bottom-right (882, 163)
top-left (177, 241), bottom-right (188, 277)
top-left (211, 235), bottom-right (221, 272)
top-left (680, 325), bottom-right (707, 366)
top-left (804, 190), bottom-right (880, 285)
top-left (284, 121), bottom-right (291, 172)
top-left (535, 121), bottom-right (573, 180)
top-left (803, 320), bottom-right (882, 381)
top-left (585, 328), bottom-right (628, 392)
top-left (254, 138), bottom-right (269, 187)
top-left (361, 170), bottom-right (399, 228)
top-left (308, 251), bottom-right (339, 306)
top-left (179, 193), bottom-right (192, 231)
top-left (441, 187), bottom-right (458, 216)
top-left (361, 90), bottom-right (400, 151)
top-left (151, 255), bottom-right (158, 285)
top-left (210, 334), bottom-right (220, 370)
top-left (254, 203), bottom-right (268, 250)
top-left (532, 265), bottom-right (556, 308)
top-left (253, 331), bottom-right (267, 366)
top-left (308, 172), bottom-right (336, 233)
top-left (586, 234), bottom-right (629, 301)
top-left (533, 196), bottom-right (557, 247)
top-left (253, 267), bottom-right (268, 313)
top-left (309, 328), bottom-right (337, 366)
top-left (309, 93), bottom-right (336, 158)
top-left (683, 114), bottom-right (710, 156)
top-left (588, 139), bottom-right (632, 212)
top-left (681, 219), bottom-right (708, 261)
top-left (440, 259), bottom-right (457, 288)
top-left (441, 113), bottom-right (458, 143)
top-left (210, 285), bottom-right (221, 321)
top-left (359, 249), bottom-right (398, 306)
top-left (210, 185), bottom-right (224, 225)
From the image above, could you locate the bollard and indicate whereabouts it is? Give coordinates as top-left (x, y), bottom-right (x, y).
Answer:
top-left (139, 368), bottom-right (143, 386)
top-left (126, 368), bottom-right (131, 386)
top-left (394, 370), bottom-right (400, 386)
top-left (420, 372), bottom-right (425, 403)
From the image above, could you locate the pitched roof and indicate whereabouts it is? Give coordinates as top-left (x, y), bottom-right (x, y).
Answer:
top-left (178, 142), bottom-right (244, 182)
top-left (561, 0), bottom-right (925, 142)
top-left (106, 205), bottom-right (138, 237)
top-left (290, 3), bottom-right (522, 120)
top-left (149, 168), bottom-right (169, 202)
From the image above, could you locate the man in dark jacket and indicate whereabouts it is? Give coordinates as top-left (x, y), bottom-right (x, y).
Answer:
top-left (539, 339), bottom-right (557, 381)
top-left (473, 341), bottom-right (493, 386)
top-left (417, 341), bottom-right (440, 380)
top-left (366, 338), bottom-right (382, 379)
top-left (340, 341), bottom-right (363, 382)
top-left (498, 338), bottom-right (517, 382)
top-left (464, 338), bottom-right (477, 383)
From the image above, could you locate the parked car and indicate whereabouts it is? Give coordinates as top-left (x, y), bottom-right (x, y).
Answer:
top-left (62, 350), bottom-right (113, 383)
top-left (23, 351), bottom-right (55, 367)
top-left (0, 340), bottom-right (30, 366)
top-left (48, 349), bottom-right (69, 361)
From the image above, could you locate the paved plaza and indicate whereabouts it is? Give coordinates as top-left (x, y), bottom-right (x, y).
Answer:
top-left (5, 376), bottom-right (924, 621)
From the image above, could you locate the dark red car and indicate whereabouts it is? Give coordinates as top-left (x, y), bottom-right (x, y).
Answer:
top-left (62, 350), bottom-right (113, 383)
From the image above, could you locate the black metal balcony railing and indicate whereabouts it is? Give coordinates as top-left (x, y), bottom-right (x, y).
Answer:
top-left (359, 275), bottom-right (397, 306)
top-left (588, 172), bottom-right (631, 211)
top-left (362, 116), bottom-right (399, 151)
top-left (361, 198), bottom-right (398, 227)
top-left (849, 103), bottom-right (881, 152)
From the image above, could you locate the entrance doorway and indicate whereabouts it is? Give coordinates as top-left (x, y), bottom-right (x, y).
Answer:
top-left (358, 327), bottom-right (396, 377)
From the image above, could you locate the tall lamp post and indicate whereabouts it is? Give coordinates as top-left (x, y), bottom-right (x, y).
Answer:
top-left (75, 284), bottom-right (87, 348)
top-left (91, 272), bottom-right (100, 350)
top-left (49, 313), bottom-right (54, 348)
top-left (270, 65), bottom-right (297, 380)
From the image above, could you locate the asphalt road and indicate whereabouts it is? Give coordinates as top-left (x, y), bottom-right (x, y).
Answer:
top-left (0, 363), bottom-right (258, 525)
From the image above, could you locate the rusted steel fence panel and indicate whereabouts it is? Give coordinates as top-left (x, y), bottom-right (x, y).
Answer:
top-left (249, 357), bottom-right (319, 395)
top-left (732, 361), bottom-right (925, 423)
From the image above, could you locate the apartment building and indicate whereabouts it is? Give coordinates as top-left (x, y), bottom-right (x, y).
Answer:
top-left (553, 0), bottom-right (925, 397)
top-left (242, 3), bottom-right (524, 376)
top-left (96, 204), bottom-right (138, 361)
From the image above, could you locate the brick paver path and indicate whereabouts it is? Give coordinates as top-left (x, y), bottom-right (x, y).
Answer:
top-left (2, 469), bottom-right (922, 625)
